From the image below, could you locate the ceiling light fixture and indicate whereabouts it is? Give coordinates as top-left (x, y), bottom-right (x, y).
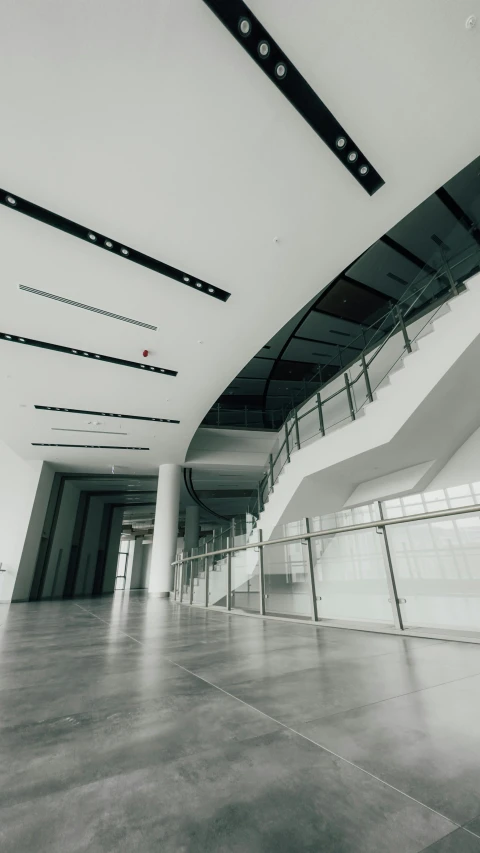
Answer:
top-left (258, 40), bottom-right (270, 57)
top-left (36, 406), bottom-right (180, 424)
top-left (239, 16), bottom-right (251, 36)
top-left (1, 190), bottom-right (230, 300)
top-left (347, 151), bottom-right (358, 163)
top-left (201, 0), bottom-right (384, 195)
top-left (336, 137), bottom-right (347, 149)
top-left (359, 165), bottom-right (369, 176)
top-left (1, 332), bottom-right (177, 375)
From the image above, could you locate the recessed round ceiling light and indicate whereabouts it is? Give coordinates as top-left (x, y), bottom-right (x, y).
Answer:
top-left (347, 151), bottom-right (358, 163)
top-left (18, 337), bottom-right (25, 342)
top-left (275, 62), bottom-right (287, 79)
top-left (160, 369), bottom-right (165, 373)
top-left (141, 364), bottom-right (145, 368)
top-left (95, 355), bottom-right (100, 359)
top-left (183, 276), bottom-right (190, 283)
top-left (72, 349), bottom-right (77, 354)
top-left (208, 287), bottom-right (214, 294)
top-left (104, 240), bottom-right (113, 248)
top-left (239, 16), bottom-right (251, 36)
top-left (258, 40), bottom-right (270, 58)
top-left (6, 195), bottom-right (17, 205)
top-left (5, 335), bottom-right (11, 339)
top-left (121, 247), bottom-right (129, 256)
top-left (336, 137), bottom-right (347, 149)
top-left (150, 367), bottom-right (154, 371)
top-left (196, 282), bottom-right (202, 288)
top-left (88, 232), bottom-right (97, 241)
top-left (359, 164), bottom-right (369, 176)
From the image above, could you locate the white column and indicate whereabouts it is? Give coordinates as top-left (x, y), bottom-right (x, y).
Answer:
top-left (149, 464), bottom-right (181, 597)
top-left (184, 504), bottom-right (200, 554)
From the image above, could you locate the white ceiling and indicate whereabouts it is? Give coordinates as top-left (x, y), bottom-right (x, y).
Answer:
top-left (1, 0), bottom-right (479, 475)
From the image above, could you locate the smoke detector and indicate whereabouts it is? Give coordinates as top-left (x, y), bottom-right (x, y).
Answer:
top-left (466, 15), bottom-right (477, 29)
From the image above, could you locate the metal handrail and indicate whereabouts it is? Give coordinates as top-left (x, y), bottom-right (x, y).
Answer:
top-left (173, 500), bottom-right (480, 565)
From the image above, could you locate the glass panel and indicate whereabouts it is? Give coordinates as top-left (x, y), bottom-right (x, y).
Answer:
top-left (322, 384), bottom-right (351, 432)
top-left (311, 503), bottom-right (380, 532)
top-left (231, 540), bottom-right (260, 613)
top-left (387, 509), bottom-right (480, 633)
top-left (312, 527), bottom-right (393, 625)
top-left (297, 403), bottom-right (322, 446)
top-left (264, 520), bottom-right (312, 620)
top-left (192, 548), bottom-right (206, 604)
top-left (208, 544), bottom-right (228, 607)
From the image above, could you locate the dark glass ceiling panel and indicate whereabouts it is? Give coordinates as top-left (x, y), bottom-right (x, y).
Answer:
top-left (314, 278), bottom-right (391, 325)
top-left (387, 195), bottom-right (462, 267)
top-left (443, 155), bottom-right (480, 224)
top-left (348, 242), bottom-right (421, 300)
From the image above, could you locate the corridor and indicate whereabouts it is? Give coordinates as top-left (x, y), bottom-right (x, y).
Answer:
top-left (1, 597), bottom-right (480, 852)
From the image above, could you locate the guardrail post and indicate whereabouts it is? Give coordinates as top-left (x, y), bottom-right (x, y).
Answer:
top-left (258, 529), bottom-right (266, 616)
top-left (396, 306), bottom-right (412, 353)
top-left (204, 543), bottom-right (209, 607)
top-left (316, 392), bottom-right (325, 436)
top-left (344, 373), bottom-right (356, 421)
top-left (440, 249), bottom-right (459, 297)
top-left (294, 409), bottom-right (301, 450)
top-left (361, 353), bottom-right (373, 403)
top-left (227, 535), bottom-right (232, 611)
top-left (189, 548), bottom-right (196, 605)
top-left (285, 421), bottom-right (290, 463)
top-left (179, 551), bottom-right (185, 603)
top-left (376, 502), bottom-right (404, 630)
top-left (269, 454), bottom-right (274, 493)
top-left (304, 519), bottom-right (319, 622)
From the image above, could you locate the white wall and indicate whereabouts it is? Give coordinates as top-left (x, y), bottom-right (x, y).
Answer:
top-left (428, 426), bottom-right (480, 491)
top-left (12, 461), bottom-right (55, 601)
top-left (0, 440), bottom-right (46, 603)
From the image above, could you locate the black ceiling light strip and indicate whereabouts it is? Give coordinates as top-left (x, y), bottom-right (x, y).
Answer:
top-left (32, 443), bottom-right (149, 450)
top-left (1, 333), bottom-right (177, 376)
top-left (1, 190), bottom-right (230, 302)
top-left (201, 0), bottom-right (384, 196)
top-left (35, 405), bottom-right (179, 423)
top-left (19, 285), bottom-right (157, 331)
top-left (435, 187), bottom-right (480, 247)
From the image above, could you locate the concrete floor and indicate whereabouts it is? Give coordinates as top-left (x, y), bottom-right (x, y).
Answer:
top-left (1, 597), bottom-right (480, 852)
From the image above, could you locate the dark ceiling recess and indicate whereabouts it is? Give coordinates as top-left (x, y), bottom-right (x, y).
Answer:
top-left (1, 333), bottom-right (177, 376)
top-left (1, 189), bottom-right (230, 302)
top-left (201, 0), bottom-right (384, 195)
top-left (35, 405), bottom-right (180, 423)
top-left (313, 278), bottom-right (391, 325)
top-left (32, 443), bottom-right (149, 450)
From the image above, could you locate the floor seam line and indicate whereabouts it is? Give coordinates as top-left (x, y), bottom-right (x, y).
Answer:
top-left (72, 601), bottom-right (462, 835)
top-left (294, 667), bottom-right (480, 727)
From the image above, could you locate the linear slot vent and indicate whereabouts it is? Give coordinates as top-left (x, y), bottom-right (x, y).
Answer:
top-left (51, 428), bottom-right (128, 435)
top-left (19, 285), bottom-right (157, 331)
top-left (35, 405), bottom-right (179, 423)
top-left (32, 443), bottom-right (149, 450)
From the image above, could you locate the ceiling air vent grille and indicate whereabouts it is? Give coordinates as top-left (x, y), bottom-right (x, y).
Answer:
top-left (19, 285), bottom-right (157, 331)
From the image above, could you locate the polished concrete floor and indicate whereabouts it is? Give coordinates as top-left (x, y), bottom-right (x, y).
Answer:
top-left (1, 596), bottom-right (480, 852)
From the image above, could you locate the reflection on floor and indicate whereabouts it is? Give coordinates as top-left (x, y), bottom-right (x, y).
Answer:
top-left (1, 595), bottom-right (480, 852)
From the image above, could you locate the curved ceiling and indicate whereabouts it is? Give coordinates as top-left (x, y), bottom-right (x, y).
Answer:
top-left (1, 0), bottom-right (479, 475)
top-left (207, 155), bottom-right (480, 427)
